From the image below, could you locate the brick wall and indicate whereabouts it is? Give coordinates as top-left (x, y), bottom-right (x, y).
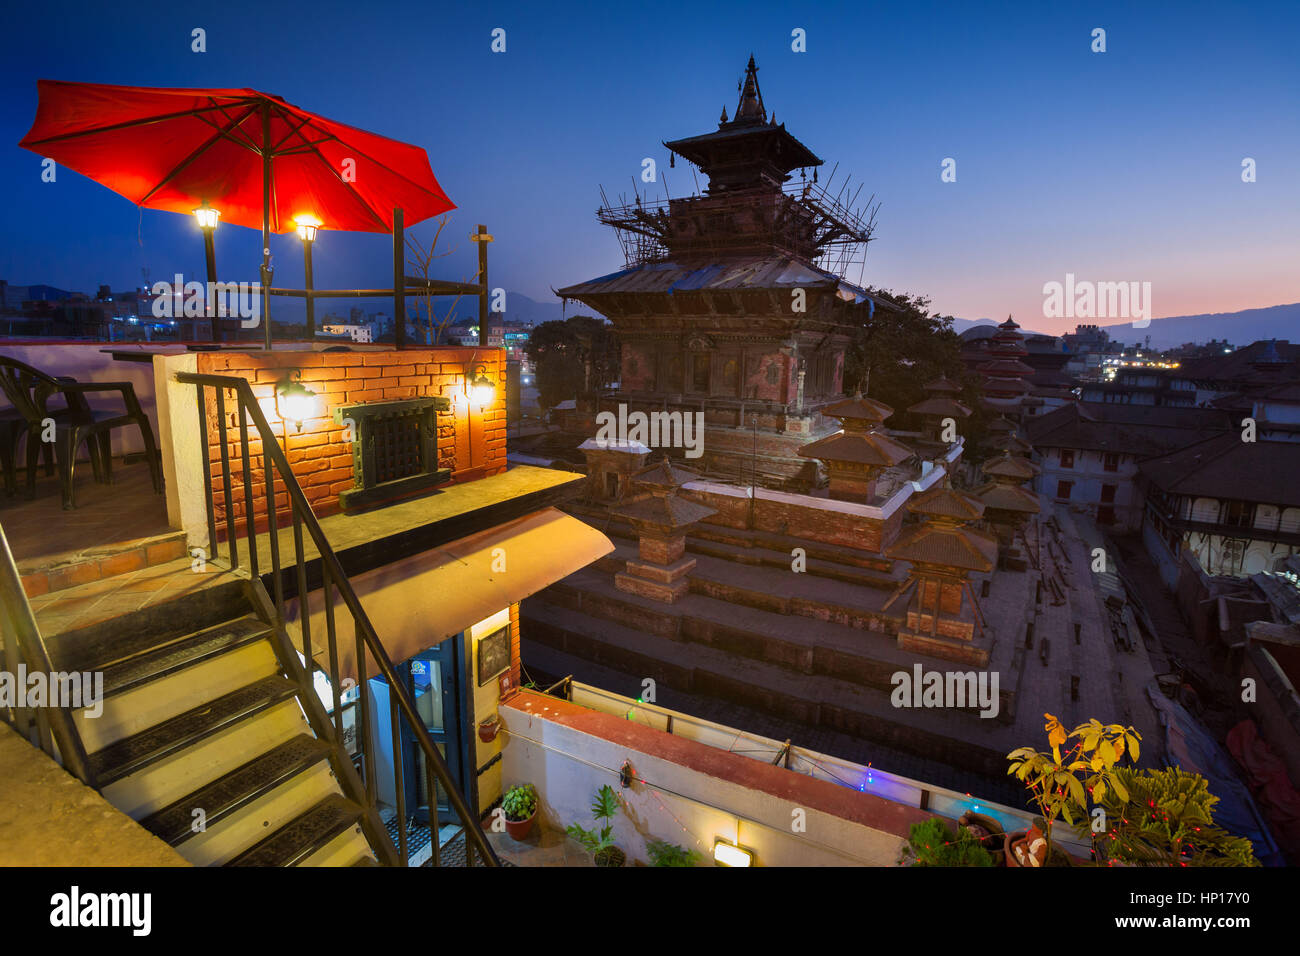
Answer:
top-left (194, 347), bottom-right (505, 530)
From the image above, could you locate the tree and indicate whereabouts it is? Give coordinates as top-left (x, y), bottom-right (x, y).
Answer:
top-left (523, 315), bottom-right (620, 412)
top-left (843, 287), bottom-right (985, 438)
top-left (405, 216), bottom-right (475, 345)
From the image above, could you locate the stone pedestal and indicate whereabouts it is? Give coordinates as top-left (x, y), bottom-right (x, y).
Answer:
top-left (616, 554), bottom-right (697, 604)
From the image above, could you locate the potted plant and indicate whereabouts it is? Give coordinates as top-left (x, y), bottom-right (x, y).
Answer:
top-left (566, 784), bottom-right (625, 867)
top-left (903, 818), bottom-right (996, 867)
top-left (502, 783), bottom-right (538, 841)
top-left (1005, 714), bottom-right (1142, 867)
top-left (646, 839), bottom-right (700, 867)
top-left (957, 809), bottom-right (1005, 856)
top-left (1077, 766), bottom-right (1259, 867)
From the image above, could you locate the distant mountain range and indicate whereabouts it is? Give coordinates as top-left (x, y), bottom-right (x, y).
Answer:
top-left (955, 303), bottom-right (1300, 349)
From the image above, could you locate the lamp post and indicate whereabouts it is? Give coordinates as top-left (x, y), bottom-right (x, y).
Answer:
top-left (193, 203), bottom-right (220, 342)
top-left (295, 216), bottom-right (321, 340)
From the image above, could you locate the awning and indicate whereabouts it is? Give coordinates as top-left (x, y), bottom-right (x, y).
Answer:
top-left (284, 507), bottom-right (613, 683)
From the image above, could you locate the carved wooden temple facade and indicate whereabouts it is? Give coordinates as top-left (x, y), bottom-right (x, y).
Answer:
top-left (557, 57), bottom-right (900, 491)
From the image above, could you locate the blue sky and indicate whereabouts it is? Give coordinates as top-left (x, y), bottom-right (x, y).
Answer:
top-left (1, 0), bottom-right (1297, 333)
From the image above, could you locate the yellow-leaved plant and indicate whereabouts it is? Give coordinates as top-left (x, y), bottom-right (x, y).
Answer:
top-left (1006, 714), bottom-right (1142, 861)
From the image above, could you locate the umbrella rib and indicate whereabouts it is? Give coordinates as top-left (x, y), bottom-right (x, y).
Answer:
top-left (270, 111), bottom-right (318, 154)
top-left (296, 138), bottom-right (391, 232)
top-left (304, 135), bottom-right (455, 215)
top-left (138, 103), bottom-right (263, 204)
top-left (21, 96), bottom-right (262, 147)
top-left (199, 100), bottom-right (264, 153)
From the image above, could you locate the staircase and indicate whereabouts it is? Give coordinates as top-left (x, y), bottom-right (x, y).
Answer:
top-left (46, 577), bottom-right (380, 866)
top-left (0, 371), bottom-right (501, 867)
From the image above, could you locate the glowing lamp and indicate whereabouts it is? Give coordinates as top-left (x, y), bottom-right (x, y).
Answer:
top-left (193, 203), bottom-right (221, 230)
top-left (469, 365), bottom-right (495, 406)
top-left (713, 839), bottom-right (753, 867)
top-left (275, 375), bottom-right (318, 432)
top-left (295, 215), bottom-right (321, 242)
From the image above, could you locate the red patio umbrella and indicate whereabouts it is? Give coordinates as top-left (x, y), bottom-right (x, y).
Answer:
top-left (19, 80), bottom-right (456, 346)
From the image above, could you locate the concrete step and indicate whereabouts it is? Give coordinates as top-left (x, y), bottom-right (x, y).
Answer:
top-left (522, 597), bottom-right (1020, 780)
top-left (75, 639), bottom-right (282, 753)
top-left (227, 794), bottom-right (367, 867)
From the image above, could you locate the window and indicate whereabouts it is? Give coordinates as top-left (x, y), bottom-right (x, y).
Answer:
top-left (1103, 452), bottom-right (1119, 472)
top-left (1098, 506), bottom-right (1115, 525)
top-left (1056, 480), bottom-right (1074, 500)
top-left (1100, 484), bottom-right (1116, 503)
top-left (1222, 500), bottom-right (1253, 528)
top-left (690, 353), bottom-right (710, 393)
top-left (1060, 449), bottom-right (1075, 469)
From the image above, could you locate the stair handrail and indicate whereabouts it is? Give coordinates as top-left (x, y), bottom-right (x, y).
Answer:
top-left (0, 521), bottom-right (94, 784)
top-left (175, 371), bottom-right (500, 867)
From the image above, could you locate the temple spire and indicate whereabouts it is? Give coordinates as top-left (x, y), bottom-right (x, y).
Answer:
top-left (734, 54), bottom-right (766, 124)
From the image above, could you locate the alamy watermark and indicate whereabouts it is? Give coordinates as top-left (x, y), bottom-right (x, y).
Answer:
top-left (1042, 273), bottom-right (1152, 328)
top-left (151, 274), bottom-right (261, 328)
top-left (0, 666), bottom-right (103, 718)
top-left (890, 664), bottom-right (1000, 719)
top-left (593, 404), bottom-right (704, 459)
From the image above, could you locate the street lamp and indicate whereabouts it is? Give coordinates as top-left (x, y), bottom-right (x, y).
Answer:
top-left (193, 202), bottom-right (220, 342)
top-left (295, 215), bottom-right (322, 340)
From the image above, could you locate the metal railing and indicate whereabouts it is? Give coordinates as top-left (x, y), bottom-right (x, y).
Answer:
top-left (0, 521), bottom-right (94, 784)
top-left (175, 371), bottom-right (500, 867)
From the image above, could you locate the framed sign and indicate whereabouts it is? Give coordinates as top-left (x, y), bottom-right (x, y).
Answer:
top-left (477, 626), bottom-right (510, 687)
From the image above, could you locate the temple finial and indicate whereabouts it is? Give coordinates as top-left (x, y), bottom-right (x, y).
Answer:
top-left (735, 55), bottom-right (766, 123)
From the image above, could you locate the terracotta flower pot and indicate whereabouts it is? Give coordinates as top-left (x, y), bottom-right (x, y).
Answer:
top-left (504, 808), bottom-right (536, 841)
top-left (1004, 829), bottom-right (1074, 867)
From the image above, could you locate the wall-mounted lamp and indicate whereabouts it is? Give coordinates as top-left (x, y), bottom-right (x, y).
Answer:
top-left (713, 839), bottom-right (753, 867)
top-left (275, 371), bottom-right (318, 433)
top-left (468, 364), bottom-right (495, 406)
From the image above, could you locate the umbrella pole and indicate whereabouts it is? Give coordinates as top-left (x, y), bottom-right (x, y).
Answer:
top-left (262, 102), bottom-right (273, 350)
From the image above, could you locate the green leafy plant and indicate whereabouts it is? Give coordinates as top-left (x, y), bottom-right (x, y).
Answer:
top-left (1007, 714), bottom-right (1141, 858)
top-left (906, 818), bottom-right (995, 867)
top-left (646, 838), bottom-right (700, 867)
top-left (502, 783), bottom-right (538, 822)
top-left (1078, 767), bottom-right (1259, 867)
top-left (565, 784), bottom-right (621, 857)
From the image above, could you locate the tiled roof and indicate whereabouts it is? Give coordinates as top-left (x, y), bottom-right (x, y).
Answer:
top-left (1025, 402), bottom-right (1233, 456)
top-left (907, 397), bottom-right (972, 418)
top-left (974, 482), bottom-right (1041, 514)
top-left (797, 429), bottom-right (914, 466)
top-left (613, 493), bottom-right (717, 529)
top-left (982, 452), bottom-right (1040, 480)
top-left (556, 256), bottom-right (898, 310)
top-left (907, 485), bottom-right (985, 521)
top-left (1138, 433), bottom-right (1300, 505)
top-left (886, 523), bottom-right (997, 572)
top-left (631, 458), bottom-right (700, 490)
top-left (823, 394), bottom-right (894, 423)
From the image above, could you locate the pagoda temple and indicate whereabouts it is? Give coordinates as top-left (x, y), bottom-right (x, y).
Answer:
top-left (976, 317), bottom-right (1033, 418)
top-left (557, 56), bottom-right (898, 491)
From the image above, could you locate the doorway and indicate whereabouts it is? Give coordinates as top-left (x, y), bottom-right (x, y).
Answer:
top-left (393, 632), bottom-right (474, 827)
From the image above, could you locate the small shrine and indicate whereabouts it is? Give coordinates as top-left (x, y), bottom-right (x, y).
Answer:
top-left (611, 459), bottom-right (716, 603)
top-left (796, 392), bottom-right (914, 503)
top-left (886, 484), bottom-right (997, 666)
